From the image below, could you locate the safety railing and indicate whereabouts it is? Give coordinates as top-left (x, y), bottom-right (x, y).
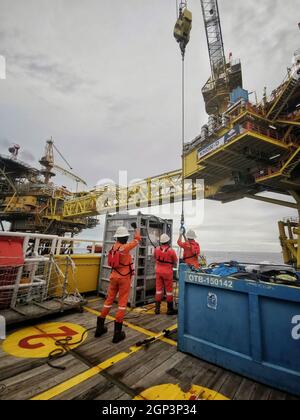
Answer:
top-left (0, 231), bottom-right (102, 257)
top-left (242, 121), bottom-right (297, 145)
top-left (268, 74), bottom-right (291, 104)
top-left (0, 232), bottom-right (102, 311)
top-left (55, 237), bottom-right (102, 255)
top-left (255, 163), bottom-right (284, 181)
top-left (279, 107), bottom-right (300, 122)
top-left (0, 255), bottom-right (83, 310)
top-left (243, 121), bottom-right (278, 141)
top-left (228, 100), bottom-right (290, 126)
top-left (254, 146), bottom-right (300, 181)
top-left (227, 101), bottom-right (261, 120)
top-left (266, 69), bottom-right (300, 120)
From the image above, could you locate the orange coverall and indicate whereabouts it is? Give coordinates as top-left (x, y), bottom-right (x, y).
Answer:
top-left (177, 238), bottom-right (200, 269)
top-left (154, 245), bottom-right (178, 303)
top-left (101, 233), bottom-right (141, 323)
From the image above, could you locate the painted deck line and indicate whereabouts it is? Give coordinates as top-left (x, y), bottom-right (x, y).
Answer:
top-left (83, 305), bottom-right (177, 347)
top-left (31, 344), bottom-right (142, 400)
top-left (30, 313), bottom-right (177, 401)
top-left (31, 322), bottom-right (177, 401)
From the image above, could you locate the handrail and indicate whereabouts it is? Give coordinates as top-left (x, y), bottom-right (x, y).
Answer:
top-left (0, 231), bottom-right (102, 257)
top-left (255, 147), bottom-right (300, 181)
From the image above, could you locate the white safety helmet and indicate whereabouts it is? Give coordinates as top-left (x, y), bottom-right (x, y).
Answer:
top-left (186, 230), bottom-right (197, 240)
top-left (114, 226), bottom-right (130, 238)
top-left (160, 233), bottom-right (170, 244)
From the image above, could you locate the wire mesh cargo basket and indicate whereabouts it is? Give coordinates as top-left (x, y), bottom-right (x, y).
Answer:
top-left (0, 265), bottom-right (20, 309)
top-left (0, 256), bottom-right (83, 310)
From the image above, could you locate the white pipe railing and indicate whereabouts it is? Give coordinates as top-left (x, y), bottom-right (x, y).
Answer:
top-left (55, 237), bottom-right (101, 255)
top-left (0, 281), bottom-right (46, 291)
top-left (0, 231), bottom-right (102, 256)
top-left (0, 232), bottom-right (97, 310)
top-left (0, 232), bottom-right (58, 239)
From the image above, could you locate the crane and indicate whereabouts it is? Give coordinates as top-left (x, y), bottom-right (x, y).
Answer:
top-left (200, 0), bottom-right (243, 115)
top-left (200, 0), bottom-right (226, 80)
top-left (53, 165), bottom-right (87, 187)
top-left (39, 138), bottom-right (87, 187)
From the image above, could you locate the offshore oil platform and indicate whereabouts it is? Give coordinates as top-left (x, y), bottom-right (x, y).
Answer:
top-left (0, 0), bottom-right (300, 401)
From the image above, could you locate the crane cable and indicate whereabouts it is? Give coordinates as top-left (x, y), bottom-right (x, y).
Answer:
top-left (175, 0), bottom-right (189, 235)
top-left (52, 142), bottom-right (73, 170)
top-left (181, 50), bottom-right (185, 234)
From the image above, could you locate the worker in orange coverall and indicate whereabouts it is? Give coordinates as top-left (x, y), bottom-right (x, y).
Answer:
top-left (177, 229), bottom-right (200, 269)
top-left (154, 233), bottom-right (178, 316)
top-left (95, 226), bottom-right (141, 343)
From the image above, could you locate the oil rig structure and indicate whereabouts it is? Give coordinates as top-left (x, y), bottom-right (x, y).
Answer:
top-left (0, 1), bottom-right (300, 267)
top-left (0, 139), bottom-right (97, 235)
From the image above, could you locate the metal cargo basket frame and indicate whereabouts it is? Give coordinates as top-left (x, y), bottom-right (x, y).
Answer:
top-left (0, 232), bottom-right (100, 323)
top-left (98, 212), bottom-right (173, 307)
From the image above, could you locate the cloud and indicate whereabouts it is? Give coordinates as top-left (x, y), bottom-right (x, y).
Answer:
top-left (0, 137), bottom-right (11, 148)
top-left (4, 51), bottom-right (86, 94)
top-left (0, 0), bottom-right (298, 253)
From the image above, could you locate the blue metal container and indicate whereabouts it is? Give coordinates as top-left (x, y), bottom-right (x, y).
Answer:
top-left (178, 265), bottom-right (300, 396)
top-left (230, 87), bottom-right (249, 104)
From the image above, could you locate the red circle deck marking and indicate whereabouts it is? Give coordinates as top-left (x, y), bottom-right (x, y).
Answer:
top-left (2, 322), bottom-right (87, 358)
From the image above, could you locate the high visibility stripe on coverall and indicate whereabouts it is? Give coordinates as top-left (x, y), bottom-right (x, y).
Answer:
top-left (154, 245), bottom-right (178, 303)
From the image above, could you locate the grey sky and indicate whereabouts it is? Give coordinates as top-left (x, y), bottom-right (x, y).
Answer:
top-left (0, 0), bottom-right (299, 252)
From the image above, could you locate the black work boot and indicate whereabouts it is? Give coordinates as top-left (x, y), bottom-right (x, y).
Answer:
top-left (112, 321), bottom-right (126, 343)
top-left (167, 301), bottom-right (178, 316)
top-left (94, 316), bottom-right (108, 338)
top-left (155, 301), bottom-right (161, 315)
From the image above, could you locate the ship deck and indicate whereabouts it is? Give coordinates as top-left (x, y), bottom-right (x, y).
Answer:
top-left (0, 297), bottom-right (298, 401)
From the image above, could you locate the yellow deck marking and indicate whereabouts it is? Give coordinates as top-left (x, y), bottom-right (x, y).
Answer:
top-left (31, 344), bottom-right (142, 400)
top-left (132, 302), bottom-right (169, 315)
top-left (87, 297), bottom-right (100, 304)
top-left (30, 310), bottom-right (177, 400)
top-left (2, 322), bottom-right (87, 359)
top-left (83, 305), bottom-right (177, 347)
top-left (25, 304), bottom-right (178, 399)
top-left (88, 299), bottom-right (168, 316)
top-left (134, 384), bottom-right (229, 401)
top-left (31, 321), bottom-right (177, 401)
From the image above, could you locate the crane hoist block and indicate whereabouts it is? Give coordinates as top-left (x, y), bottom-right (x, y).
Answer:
top-left (174, 8), bottom-right (192, 47)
